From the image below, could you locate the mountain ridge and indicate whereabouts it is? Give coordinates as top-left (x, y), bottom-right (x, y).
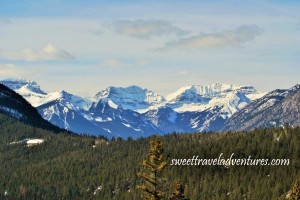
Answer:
top-left (1, 78), bottom-right (298, 138)
top-left (222, 84), bottom-right (300, 131)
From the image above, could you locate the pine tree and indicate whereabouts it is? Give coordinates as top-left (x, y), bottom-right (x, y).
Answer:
top-left (169, 179), bottom-right (189, 200)
top-left (137, 136), bottom-right (168, 200)
top-left (289, 178), bottom-right (300, 200)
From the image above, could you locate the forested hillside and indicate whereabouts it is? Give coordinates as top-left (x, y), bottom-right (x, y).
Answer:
top-left (0, 83), bottom-right (63, 133)
top-left (0, 113), bottom-right (299, 199)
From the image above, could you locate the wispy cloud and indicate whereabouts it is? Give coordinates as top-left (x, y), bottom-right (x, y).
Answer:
top-left (0, 44), bottom-right (75, 62)
top-left (0, 63), bottom-right (48, 79)
top-left (100, 58), bottom-right (150, 68)
top-left (178, 70), bottom-right (188, 76)
top-left (137, 59), bottom-right (150, 66)
top-left (89, 29), bottom-right (104, 36)
top-left (0, 18), bottom-right (12, 24)
top-left (110, 19), bottom-right (189, 39)
top-left (161, 25), bottom-right (263, 50)
top-left (101, 58), bottom-right (132, 68)
top-left (0, 64), bottom-right (22, 77)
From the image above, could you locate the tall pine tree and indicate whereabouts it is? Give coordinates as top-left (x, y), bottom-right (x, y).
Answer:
top-left (137, 136), bottom-right (168, 200)
top-left (169, 179), bottom-right (189, 200)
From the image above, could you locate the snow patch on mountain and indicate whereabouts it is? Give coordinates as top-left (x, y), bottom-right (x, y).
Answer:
top-left (107, 99), bottom-right (118, 109)
top-left (94, 117), bottom-right (112, 122)
top-left (168, 111), bottom-right (177, 123)
top-left (210, 91), bottom-right (250, 117)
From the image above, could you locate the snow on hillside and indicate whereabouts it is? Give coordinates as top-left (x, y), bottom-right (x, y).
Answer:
top-left (0, 106), bottom-right (24, 119)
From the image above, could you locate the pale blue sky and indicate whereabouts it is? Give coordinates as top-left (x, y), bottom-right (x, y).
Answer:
top-left (0, 0), bottom-right (299, 96)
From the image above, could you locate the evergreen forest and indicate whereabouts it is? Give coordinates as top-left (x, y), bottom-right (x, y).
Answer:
top-left (0, 113), bottom-right (300, 199)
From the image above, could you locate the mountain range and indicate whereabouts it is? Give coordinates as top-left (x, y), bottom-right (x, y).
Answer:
top-left (1, 79), bottom-right (299, 138)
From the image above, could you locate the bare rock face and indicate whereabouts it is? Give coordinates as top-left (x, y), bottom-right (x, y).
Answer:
top-left (222, 84), bottom-right (300, 131)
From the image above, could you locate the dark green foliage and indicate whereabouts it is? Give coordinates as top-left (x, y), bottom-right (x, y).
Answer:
top-left (0, 113), bottom-right (300, 199)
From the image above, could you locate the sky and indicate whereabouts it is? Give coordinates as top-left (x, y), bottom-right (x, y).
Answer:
top-left (0, 0), bottom-right (299, 97)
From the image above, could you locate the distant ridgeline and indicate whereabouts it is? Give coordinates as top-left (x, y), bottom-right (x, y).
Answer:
top-left (1, 79), bottom-right (300, 139)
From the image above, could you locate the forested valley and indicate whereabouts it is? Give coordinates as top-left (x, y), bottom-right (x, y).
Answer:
top-left (1, 113), bottom-right (300, 199)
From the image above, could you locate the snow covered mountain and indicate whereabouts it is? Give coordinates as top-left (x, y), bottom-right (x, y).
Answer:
top-left (167, 83), bottom-right (257, 100)
top-left (87, 98), bottom-right (162, 138)
top-left (1, 79), bottom-right (162, 138)
top-left (2, 79), bottom-right (274, 138)
top-left (36, 90), bottom-right (97, 133)
top-left (144, 91), bottom-right (252, 133)
top-left (1, 79), bottom-right (92, 109)
top-left (164, 83), bottom-right (262, 112)
top-left (94, 85), bottom-right (165, 112)
top-left (1, 79), bottom-right (48, 107)
top-left (166, 86), bottom-right (209, 104)
top-left (141, 83), bottom-right (263, 133)
top-left (0, 79), bottom-right (46, 94)
top-left (222, 84), bottom-right (300, 131)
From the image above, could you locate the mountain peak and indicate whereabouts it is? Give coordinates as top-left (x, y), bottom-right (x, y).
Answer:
top-left (166, 86), bottom-right (208, 103)
top-left (95, 85), bottom-right (145, 98)
top-left (94, 85), bottom-right (165, 111)
top-left (166, 83), bottom-right (259, 103)
top-left (289, 83), bottom-right (300, 92)
top-left (47, 90), bottom-right (92, 111)
top-left (193, 83), bottom-right (258, 98)
top-left (0, 78), bottom-right (46, 95)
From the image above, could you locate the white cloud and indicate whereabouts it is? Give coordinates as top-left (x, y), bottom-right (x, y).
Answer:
top-left (0, 64), bottom-right (46, 79)
top-left (0, 44), bottom-right (75, 62)
top-left (101, 58), bottom-right (132, 68)
top-left (0, 64), bottom-right (22, 77)
top-left (178, 70), bottom-right (188, 76)
top-left (162, 25), bottom-right (263, 50)
top-left (100, 58), bottom-right (151, 68)
top-left (110, 19), bottom-right (189, 39)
